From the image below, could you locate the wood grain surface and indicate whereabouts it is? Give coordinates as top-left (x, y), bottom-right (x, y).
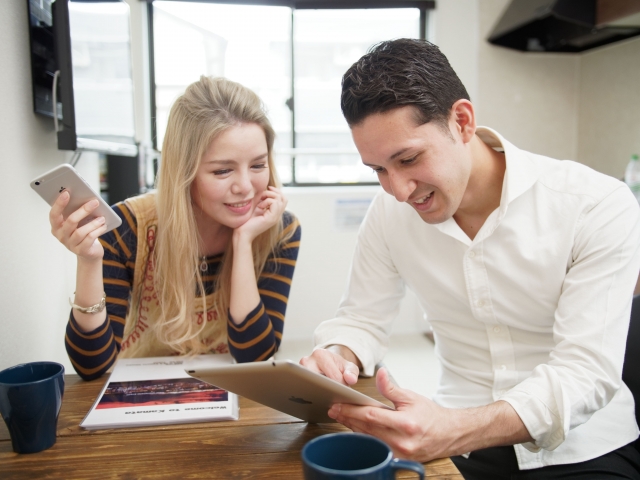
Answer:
top-left (0, 372), bottom-right (462, 479)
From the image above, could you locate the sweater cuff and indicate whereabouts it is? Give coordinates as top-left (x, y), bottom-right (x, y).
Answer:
top-left (227, 303), bottom-right (276, 363)
top-left (227, 302), bottom-right (263, 329)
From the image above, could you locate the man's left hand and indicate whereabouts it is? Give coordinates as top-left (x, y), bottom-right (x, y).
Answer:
top-left (327, 367), bottom-right (455, 462)
top-left (328, 367), bottom-right (533, 462)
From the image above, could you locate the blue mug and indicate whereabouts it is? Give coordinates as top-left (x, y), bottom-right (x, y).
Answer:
top-left (0, 361), bottom-right (65, 453)
top-left (302, 432), bottom-right (425, 479)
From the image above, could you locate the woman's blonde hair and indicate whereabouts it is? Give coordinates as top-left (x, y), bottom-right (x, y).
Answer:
top-left (153, 76), bottom-right (285, 355)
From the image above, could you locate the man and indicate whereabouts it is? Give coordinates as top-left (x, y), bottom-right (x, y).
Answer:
top-left (300, 39), bottom-right (640, 478)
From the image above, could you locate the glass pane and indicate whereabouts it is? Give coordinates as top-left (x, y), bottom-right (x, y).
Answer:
top-left (293, 8), bottom-right (420, 184)
top-left (153, 2), bottom-right (292, 184)
top-left (68, 2), bottom-right (136, 146)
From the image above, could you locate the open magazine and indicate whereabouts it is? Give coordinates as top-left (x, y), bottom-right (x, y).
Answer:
top-left (80, 354), bottom-right (239, 429)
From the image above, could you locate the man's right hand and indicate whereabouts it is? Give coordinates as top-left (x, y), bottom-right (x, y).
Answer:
top-left (300, 345), bottom-right (362, 386)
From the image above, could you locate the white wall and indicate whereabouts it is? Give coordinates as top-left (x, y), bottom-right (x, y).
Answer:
top-left (0, 2), bottom-right (100, 372)
top-left (475, 0), bottom-right (580, 161)
top-left (577, 37), bottom-right (640, 178)
top-left (472, 0), bottom-right (640, 171)
top-left (432, 0), bottom-right (479, 102)
top-left (283, 187), bottom-right (427, 344)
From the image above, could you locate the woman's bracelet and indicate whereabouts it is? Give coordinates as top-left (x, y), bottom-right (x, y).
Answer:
top-left (69, 292), bottom-right (106, 314)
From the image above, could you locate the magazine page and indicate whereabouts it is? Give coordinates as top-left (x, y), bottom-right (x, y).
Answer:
top-left (80, 354), bottom-right (238, 430)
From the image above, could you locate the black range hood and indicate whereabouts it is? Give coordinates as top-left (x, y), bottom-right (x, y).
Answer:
top-left (488, 0), bottom-right (640, 52)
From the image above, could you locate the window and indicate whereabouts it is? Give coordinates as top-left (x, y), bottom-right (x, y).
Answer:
top-left (150, 1), bottom-right (432, 185)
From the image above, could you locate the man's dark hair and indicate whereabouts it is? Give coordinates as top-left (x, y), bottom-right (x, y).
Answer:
top-left (341, 39), bottom-right (470, 127)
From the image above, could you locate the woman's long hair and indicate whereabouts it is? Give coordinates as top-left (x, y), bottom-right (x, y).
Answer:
top-left (153, 76), bottom-right (286, 355)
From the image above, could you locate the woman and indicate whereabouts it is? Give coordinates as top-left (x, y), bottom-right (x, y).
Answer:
top-left (50, 77), bottom-right (301, 380)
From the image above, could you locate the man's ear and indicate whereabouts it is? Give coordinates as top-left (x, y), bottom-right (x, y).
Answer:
top-left (449, 99), bottom-right (476, 144)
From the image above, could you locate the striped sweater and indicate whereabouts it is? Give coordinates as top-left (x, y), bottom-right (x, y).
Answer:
top-left (65, 201), bottom-right (301, 380)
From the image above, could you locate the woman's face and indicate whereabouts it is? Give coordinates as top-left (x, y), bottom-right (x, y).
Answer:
top-left (190, 122), bottom-right (271, 230)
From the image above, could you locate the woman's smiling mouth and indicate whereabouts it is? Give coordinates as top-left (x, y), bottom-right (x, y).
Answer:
top-left (224, 200), bottom-right (252, 214)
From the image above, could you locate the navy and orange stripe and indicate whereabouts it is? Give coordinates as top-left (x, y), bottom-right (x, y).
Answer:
top-left (65, 202), bottom-right (301, 380)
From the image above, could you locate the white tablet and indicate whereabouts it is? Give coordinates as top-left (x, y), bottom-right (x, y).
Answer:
top-left (185, 360), bottom-right (392, 423)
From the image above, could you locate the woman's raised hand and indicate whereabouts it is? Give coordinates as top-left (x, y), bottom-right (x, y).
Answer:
top-left (49, 190), bottom-right (107, 262)
top-left (233, 186), bottom-right (287, 242)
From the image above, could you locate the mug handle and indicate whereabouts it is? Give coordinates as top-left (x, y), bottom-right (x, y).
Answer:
top-left (390, 458), bottom-right (425, 479)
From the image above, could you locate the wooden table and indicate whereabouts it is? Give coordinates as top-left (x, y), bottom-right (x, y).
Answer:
top-left (0, 374), bottom-right (462, 479)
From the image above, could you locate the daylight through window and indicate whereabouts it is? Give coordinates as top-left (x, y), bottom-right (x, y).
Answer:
top-left (151, 2), bottom-right (428, 185)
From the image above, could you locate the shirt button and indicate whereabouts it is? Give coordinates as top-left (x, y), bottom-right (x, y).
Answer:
top-left (477, 300), bottom-right (485, 307)
top-left (468, 251), bottom-right (475, 258)
top-left (493, 326), bottom-right (501, 333)
top-left (497, 389), bottom-right (506, 396)
top-left (500, 365), bottom-right (507, 370)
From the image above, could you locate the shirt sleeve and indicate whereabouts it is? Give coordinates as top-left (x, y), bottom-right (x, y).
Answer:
top-left (501, 185), bottom-right (640, 451)
top-left (227, 212), bottom-right (301, 363)
top-left (313, 193), bottom-right (406, 376)
top-left (64, 202), bottom-right (137, 380)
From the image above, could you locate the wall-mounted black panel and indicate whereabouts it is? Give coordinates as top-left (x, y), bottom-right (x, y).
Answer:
top-left (27, 0), bottom-right (60, 118)
top-left (26, 0), bottom-right (138, 156)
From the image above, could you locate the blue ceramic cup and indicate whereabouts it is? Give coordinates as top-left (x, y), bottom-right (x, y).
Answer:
top-left (0, 361), bottom-right (65, 453)
top-left (302, 432), bottom-right (425, 479)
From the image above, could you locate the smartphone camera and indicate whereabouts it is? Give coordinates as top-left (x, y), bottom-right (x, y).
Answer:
top-left (35, 181), bottom-right (40, 186)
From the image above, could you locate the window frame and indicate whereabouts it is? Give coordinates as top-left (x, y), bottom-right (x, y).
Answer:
top-left (146, 0), bottom-right (435, 186)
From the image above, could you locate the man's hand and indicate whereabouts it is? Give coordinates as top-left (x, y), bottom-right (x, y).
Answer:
top-left (300, 345), bottom-right (361, 386)
top-left (326, 367), bottom-right (533, 462)
top-left (327, 367), bottom-right (452, 461)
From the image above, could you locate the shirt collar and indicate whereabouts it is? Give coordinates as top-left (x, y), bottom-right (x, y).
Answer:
top-left (476, 127), bottom-right (540, 209)
top-left (432, 127), bottom-right (540, 245)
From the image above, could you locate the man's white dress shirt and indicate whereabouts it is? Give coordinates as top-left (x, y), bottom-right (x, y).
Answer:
top-left (314, 127), bottom-right (640, 469)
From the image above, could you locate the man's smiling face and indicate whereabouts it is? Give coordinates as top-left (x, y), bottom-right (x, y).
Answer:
top-left (352, 105), bottom-right (473, 224)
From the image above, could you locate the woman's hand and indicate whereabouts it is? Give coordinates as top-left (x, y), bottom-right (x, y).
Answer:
top-left (49, 190), bottom-right (107, 263)
top-left (233, 186), bottom-right (287, 243)
top-left (228, 186), bottom-right (286, 323)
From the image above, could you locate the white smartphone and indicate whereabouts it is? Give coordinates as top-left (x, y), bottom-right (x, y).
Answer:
top-left (30, 164), bottom-right (122, 233)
